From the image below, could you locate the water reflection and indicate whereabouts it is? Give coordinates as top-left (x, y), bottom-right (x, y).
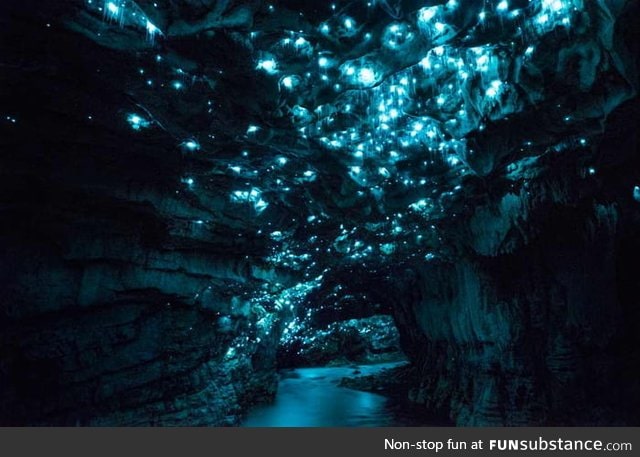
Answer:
top-left (242, 362), bottom-right (446, 427)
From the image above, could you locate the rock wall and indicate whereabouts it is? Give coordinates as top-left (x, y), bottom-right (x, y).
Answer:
top-left (0, 1), bottom-right (285, 425)
top-left (392, 99), bottom-right (640, 425)
top-left (0, 168), bottom-right (280, 424)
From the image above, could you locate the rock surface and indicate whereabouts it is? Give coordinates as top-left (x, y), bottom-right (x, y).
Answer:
top-left (1, 0), bottom-right (639, 426)
top-left (279, 315), bottom-right (404, 367)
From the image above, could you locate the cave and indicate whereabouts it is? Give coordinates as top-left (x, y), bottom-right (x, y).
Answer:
top-left (1, 0), bottom-right (639, 427)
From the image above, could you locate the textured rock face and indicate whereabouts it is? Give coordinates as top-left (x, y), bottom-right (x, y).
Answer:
top-left (1, 0), bottom-right (639, 426)
top-left (400, 211), bottom-right (629, 425)
top-left (0, 179), bottom-right (282, 424)
top-left (0, 1), bottom-right (288, 426)
top-left (0, 108), bottom-right (282, 425)
top-left (442, 78), bottom-right (637, 424)
top-left (279, 315), bottom-right (403, 367)
top-left (393, 122), bottom-right (640, 424)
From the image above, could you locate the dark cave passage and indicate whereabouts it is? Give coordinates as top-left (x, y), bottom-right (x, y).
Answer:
top-left (1, 0), bottom-right (640, 427)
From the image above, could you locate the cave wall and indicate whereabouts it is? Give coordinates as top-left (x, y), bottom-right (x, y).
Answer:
top-left (0, 2), bottom-right (283, 425)
top-left (393, 97), bottom-right (640, 425)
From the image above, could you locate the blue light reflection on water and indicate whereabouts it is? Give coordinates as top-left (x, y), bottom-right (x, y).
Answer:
top-left (242, 362), bottom-right (439, 427)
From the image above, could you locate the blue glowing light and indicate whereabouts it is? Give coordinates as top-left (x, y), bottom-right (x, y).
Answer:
top-left (418, 6), bottom-right (438, 23)
top-left (257, 58), bottom-right (278, 74)
top-left (102, 1), bottom-right (124, 23)
top-left (107, 2), bottom-right (119, 15)
top-left (126, 113), bottom-right (150, 130)
top-left (231, 188), bottom-right (269, 214)
top-left (537, 14), bottom-right (549, 25)
top-left (145, 20), bottom-right (160, 41)
top-left (543, 0), bottom-right (565, 11)
top-left (485, 80), bottom-right (503, 97)
top-left (182, 140), bottom-right (199, 151)
top-left (281, 76), bottom-right (296, 90)
top-left (357, 67), bottom-right (375, 85)
top-left (84, 0), bottom-right (614, 288)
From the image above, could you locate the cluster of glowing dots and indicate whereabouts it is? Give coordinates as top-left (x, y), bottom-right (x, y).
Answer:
top-left (220, 0), bottom-right (591, 273)
top-left (288, 2), bottom-right (572, 179)
top-left (126, 113), bottom-right (150, 130)
top-left (90, 1), bottom-right (162, 41)
top-left (95, 0), bottom-right (592, 278)
top-left (231, 188), bottom-right (269, 214)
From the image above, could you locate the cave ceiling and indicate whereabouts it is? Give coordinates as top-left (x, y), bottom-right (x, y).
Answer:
top-left (21, 0), bottom-right (638, 314)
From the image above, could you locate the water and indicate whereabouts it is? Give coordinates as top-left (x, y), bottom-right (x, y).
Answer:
top-left (242, 362), bottom-right (444, 427)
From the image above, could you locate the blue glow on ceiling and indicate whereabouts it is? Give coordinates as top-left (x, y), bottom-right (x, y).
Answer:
top-left (78, 0), bottom-right (631, 316)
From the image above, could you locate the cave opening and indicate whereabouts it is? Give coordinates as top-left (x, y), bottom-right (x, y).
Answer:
top-left (1, 0), bottom-right (639, 427)
top-left (243, 306), bottom-right (421, 426)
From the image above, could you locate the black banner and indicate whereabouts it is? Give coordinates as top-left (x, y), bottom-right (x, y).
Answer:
top-left (0, 427), bottom-right (637, 457)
